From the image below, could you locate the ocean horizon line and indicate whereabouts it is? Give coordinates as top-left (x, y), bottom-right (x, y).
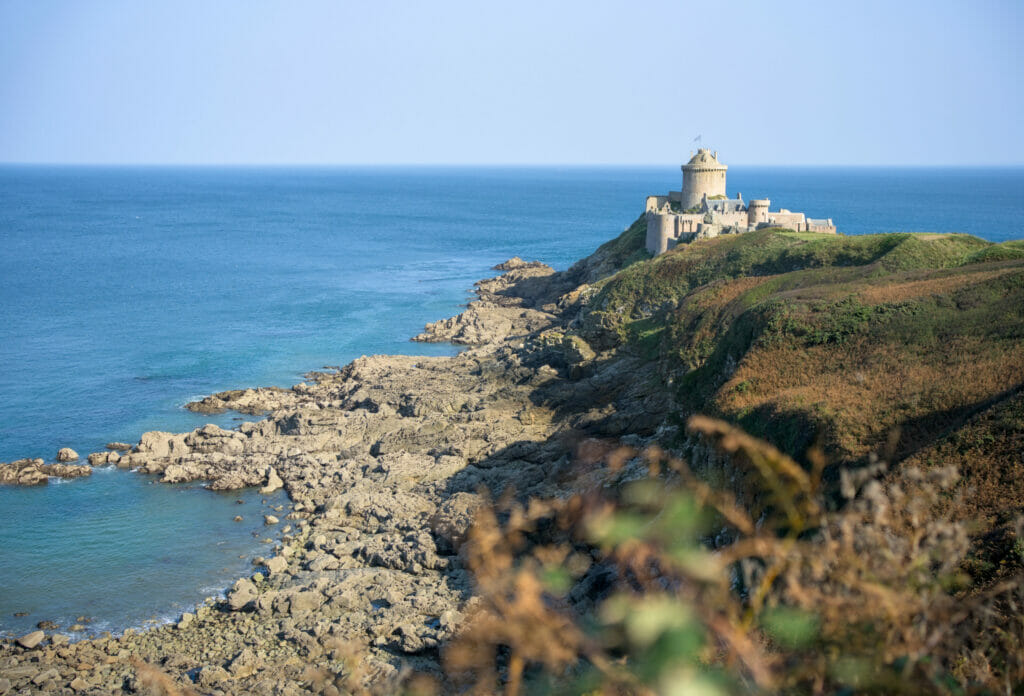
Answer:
top-left (3, 161), bottom-right (1024, 170)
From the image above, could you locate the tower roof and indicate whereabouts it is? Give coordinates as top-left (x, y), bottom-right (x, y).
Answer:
top-left (684, 148), bottom-right (726, 168)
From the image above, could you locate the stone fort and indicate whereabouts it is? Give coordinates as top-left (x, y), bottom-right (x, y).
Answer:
top-left (645, 149), bottom-right (836, 255)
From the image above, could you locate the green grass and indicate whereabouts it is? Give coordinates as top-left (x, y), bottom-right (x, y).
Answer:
top-left (572, 229), bottom-right (1024, 478)
top-left (575, 214), bottom-right (651, 279)
top-left (581, 230), bottom-right (999, 348)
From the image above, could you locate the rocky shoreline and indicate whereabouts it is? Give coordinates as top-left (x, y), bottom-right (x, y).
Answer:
top-left (0, 252), bottom-right (668, 695)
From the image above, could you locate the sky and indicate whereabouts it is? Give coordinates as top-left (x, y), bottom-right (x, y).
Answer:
top-left (0, 0), bottom-right (1021, 166)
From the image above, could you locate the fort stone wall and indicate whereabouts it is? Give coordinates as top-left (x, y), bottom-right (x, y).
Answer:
top-left (645, 212), bottom-right (674, 255)
top-left (680, 168), bottom-right (727, 209)
top-left (767, 211), bottom-right (807, 229)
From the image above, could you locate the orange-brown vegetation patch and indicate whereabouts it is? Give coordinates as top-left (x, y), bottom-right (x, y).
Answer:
top-left (716, 336), bottom-right (1024, 464)
top-left (902, 389), bottom-right (1024, 529)
top-left (854, 265), bottom-right (1020, 304)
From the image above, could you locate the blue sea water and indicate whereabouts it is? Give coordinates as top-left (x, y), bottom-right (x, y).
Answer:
top-left (0, 165), bottom-right (1022, 637)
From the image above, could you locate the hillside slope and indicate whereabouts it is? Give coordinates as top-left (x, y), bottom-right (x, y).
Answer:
top-left (570, 223), bottom-right (1024, 574)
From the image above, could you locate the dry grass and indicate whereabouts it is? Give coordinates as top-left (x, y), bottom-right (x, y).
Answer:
top-left (853, 266), bottom-right (1019, 304)
top-left (716, 335), bottom-right (1024, 462)
top-left (429, 418), bottom-right (1023, 695)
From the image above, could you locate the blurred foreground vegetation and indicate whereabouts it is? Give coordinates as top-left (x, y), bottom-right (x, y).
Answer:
top-left (433, 226), bottom-right (1024, 694)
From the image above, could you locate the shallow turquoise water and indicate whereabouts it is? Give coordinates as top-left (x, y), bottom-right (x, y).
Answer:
top-left (0, 165), bottom-right (1021, 637)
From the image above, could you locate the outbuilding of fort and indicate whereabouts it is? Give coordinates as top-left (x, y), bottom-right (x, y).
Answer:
top-left (645, 149), bottom-right (836, 255)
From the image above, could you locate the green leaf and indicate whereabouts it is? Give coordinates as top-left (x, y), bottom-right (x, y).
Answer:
top-left (760, 606), bottom-right (819, 649)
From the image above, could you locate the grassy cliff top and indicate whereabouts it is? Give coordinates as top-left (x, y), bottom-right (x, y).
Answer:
top-left (573, 222), bottom-right (1024, 579)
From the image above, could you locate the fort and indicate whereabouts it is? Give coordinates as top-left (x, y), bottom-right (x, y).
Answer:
top-left (644, 149), bottom-right (837, 255)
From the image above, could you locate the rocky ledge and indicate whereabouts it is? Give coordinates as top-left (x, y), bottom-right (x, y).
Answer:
top-left (186, 386), bottom-right (294, 415)
top-left (0, 250), bottom-right (666, 694)
top-left (0, 458), bottom-right (92, 486)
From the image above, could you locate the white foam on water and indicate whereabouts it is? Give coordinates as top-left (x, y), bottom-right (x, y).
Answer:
top-left (199, 585), bottom-right (228, 598)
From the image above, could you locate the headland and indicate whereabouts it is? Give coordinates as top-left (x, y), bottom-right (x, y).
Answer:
top-left (1, 207), bottom-right (1023, 693)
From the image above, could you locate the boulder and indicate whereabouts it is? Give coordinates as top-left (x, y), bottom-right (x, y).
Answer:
top-left (105, 442), bottom-right (132, 451)
top-left (259, 466), bottom-right (284, 494)
top-left (264, 556), bottom-right (288, 575)
top-left (16, 629), bottom-right (45, 648)
top-left (0, 460), bottom-right (49, 486)
top-left (16, 468), bottom-right (48, 485)
top-left (227, 647), bottom-right (260, 677)
top-left (56, 448), bottom-right (79, 462)
top-left (307, 554), bottom-right (338, 572)
top-left (286, 590), bottom-right (323, 616)
top-left (137, 431), bottom-right (188, 459)
top-left (264, 515), bottom-right (279, 525)
top-left (31, 668), bottom-right (59, 686)
top-left (197, 665), bottom-right (230, 686)
top-left (44, 463), bottom-right (92, 480)
top-left (161, 463), bottom-right (199, 484)
top-left (227, 578), bottom-right (258, 611)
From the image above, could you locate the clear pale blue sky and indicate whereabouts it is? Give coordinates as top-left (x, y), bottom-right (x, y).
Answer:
top-left (1, 0), bottom-right (1021, 165)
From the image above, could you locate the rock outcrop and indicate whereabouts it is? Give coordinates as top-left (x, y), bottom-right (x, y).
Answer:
top-left (0, 459), bottom-right (92, 486)
top-left (186, 386), bottom-right (296, 415)
top-left (413, 257), bottom-right (575, 345)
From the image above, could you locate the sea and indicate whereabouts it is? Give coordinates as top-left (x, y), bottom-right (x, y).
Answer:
top-left (1, 165), bottom-right (1022, 638)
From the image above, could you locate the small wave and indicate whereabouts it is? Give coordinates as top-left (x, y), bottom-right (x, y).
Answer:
top-left (84, 619), bottom-right (113, 636)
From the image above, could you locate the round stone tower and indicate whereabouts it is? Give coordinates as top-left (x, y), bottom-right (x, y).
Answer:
top-left (680, 149), bottom-right (727, 210)
top-left (747, 198), bottom-right (770, 226)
